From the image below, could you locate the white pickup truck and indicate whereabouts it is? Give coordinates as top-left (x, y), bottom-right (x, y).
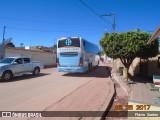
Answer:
top-left (0, 57), bottom-right (44, 81)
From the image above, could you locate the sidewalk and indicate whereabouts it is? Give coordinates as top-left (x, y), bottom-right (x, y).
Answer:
top-left (113, 75), bottom-right (160, 106)
top-left (113, 72), bottom-right (160, 120)
top-left (129, 77), bottom-right (160, 106)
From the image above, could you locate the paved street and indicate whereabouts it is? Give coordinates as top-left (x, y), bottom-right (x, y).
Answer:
top-left (0, 63), bottom-right (114, 119)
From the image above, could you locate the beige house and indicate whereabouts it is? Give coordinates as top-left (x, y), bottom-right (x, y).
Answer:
top-left (114, 56), bottom-right (160, 77)
top-left (114, 26), bottom-right (160, 77)
top-left (5, 47), bottom-right (56, 68)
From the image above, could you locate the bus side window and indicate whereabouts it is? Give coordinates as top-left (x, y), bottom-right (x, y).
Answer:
top-left (83, 41), bottom-right (85, 46)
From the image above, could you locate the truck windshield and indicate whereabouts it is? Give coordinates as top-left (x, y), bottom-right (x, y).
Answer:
top-left (0, 58), bottom-right (15, 64)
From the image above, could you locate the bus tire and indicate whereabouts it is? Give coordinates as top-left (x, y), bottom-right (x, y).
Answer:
top-left (88, 63), bottom-right (91, 72)
top-left (97, 60), bottom-right (99, 66)
top-left (90, 63), bottom-right (92, 71)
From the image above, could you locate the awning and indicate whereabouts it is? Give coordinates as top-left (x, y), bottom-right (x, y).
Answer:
top-left (147, 26), bottom-right (160, 44)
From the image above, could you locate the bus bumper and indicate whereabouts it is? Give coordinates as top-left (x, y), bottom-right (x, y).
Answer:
top-left (57, 67), bottom-right (87, 73)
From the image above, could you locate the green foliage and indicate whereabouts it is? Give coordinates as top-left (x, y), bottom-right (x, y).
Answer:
top-left (138, 36), bottom-right (159, 59)
top-left (100, 31), bottom-right (159, 69)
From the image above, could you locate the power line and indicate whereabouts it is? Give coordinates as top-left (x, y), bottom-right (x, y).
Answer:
top-left (0, 16), bottom-right (103, 27)
top-left (79, 0), bottom-right (112, 24)
top-left (79, 0), bottom-right (126, 32)
top-left (7, 26), bottom-right (154, 34)
top-left (101, 14), bottom-right (116, 33)
top-left (91, 1), bottom-right (113, 22)
top-left (6, 26), bottom-right (105, 33)
top-left (7, 27), bottom-right (67, 33)
top-left (71, 0), bottom-right (105, 27)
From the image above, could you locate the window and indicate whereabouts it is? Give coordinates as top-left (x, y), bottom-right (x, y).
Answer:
top-left (83, 40), bottom-right (99, 54)
top-left (0, 58), bottom-right (15, 64)
top-left (23, 58), bottom-right (30, 63)
top-left (58, 38), bottom-right (80, 48)
top-left (15, 58), bottom-right (23, 64)
top-left (83, 41), bottom-right (85, 46)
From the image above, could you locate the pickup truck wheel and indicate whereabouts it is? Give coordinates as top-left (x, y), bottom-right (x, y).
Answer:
top-left (2, 71), bottom-right (13, 81)
top-left (33, 67), bottom-right (40, 76)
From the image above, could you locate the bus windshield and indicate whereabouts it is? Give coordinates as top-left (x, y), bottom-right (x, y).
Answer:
top-left (58, 38), bottom-right (80, 48)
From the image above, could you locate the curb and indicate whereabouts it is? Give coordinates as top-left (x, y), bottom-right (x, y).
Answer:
top-left (113, 75), bottom-right (130, 96)
top-left (94, 77), bottom-right (116, 120)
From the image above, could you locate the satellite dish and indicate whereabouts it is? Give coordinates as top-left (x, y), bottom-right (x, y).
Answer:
top-left (3, 38), bottom-right (12, 46)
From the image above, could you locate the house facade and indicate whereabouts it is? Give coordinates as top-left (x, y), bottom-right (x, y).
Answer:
top-left (114, 26), bottom-right (160, 77)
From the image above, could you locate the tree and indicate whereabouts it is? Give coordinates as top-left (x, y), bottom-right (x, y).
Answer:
top-left (100, 31), bottom-right (159, 72)
top-left (20, 43), bottom-right (24, 48)
top-left (6, 42), bottom-right (15, 48)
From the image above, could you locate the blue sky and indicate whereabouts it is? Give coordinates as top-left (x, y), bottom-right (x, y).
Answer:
top-left (0, 0), bottom-right (160, 47)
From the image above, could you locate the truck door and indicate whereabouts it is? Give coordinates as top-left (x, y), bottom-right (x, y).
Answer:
top-left (23, 58), bottom-right (32, 72)
top-left (12, 58), bottom-right (24, 74)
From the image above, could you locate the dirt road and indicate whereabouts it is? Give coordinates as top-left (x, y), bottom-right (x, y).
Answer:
top-left (0, 63), bottom-right (113, 120)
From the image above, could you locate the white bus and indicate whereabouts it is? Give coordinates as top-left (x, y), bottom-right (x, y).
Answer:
top-left (57, 37), bottom-right (100, 73)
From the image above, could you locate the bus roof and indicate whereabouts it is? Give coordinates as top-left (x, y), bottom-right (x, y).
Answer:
top-left (58, 37), bottom-right (99, 48)
top-left (58, 37), bottom-right (80, 40)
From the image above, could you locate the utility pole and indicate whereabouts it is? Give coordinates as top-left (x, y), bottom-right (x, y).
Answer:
top-left (1, 26), bottom-right (6, 60)
top-left (113, 14), bottom-right (116, 33)
top-left (101, 13), bottom-right (116, 33)
top-left (101, 13), bottom-right (116, 74)
top-left (2, 26), bottom-right (6, 42)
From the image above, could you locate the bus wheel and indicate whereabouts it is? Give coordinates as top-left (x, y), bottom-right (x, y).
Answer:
top-left (97, 61), bottom-right (99, 66)
top-left (90, 63), bottom-right (92, 71)
top-left (88, 64), bottom-right (91, 72)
